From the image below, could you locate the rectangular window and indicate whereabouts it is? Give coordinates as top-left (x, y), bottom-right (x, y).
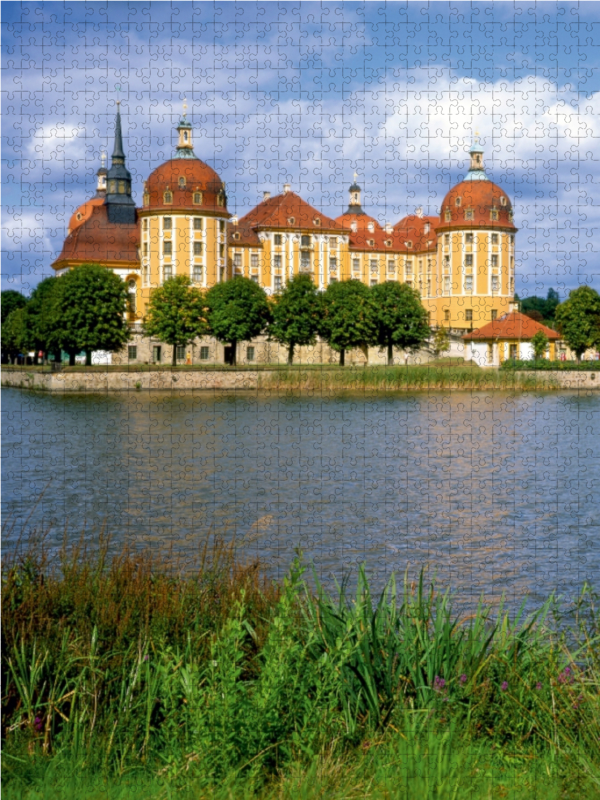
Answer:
top-left (163, 217), bottom-right (172, 230)
top-left (370, 279), bottom-right (378, 286)
top-left (465, 254), bottom-right (473, 267)
top-left (388, 260), bottom-right (395, 272)
top-left (443, 255), bottom-right (450, 268)
top-left (405, 280), bottom-right (413, 288)
top-left (444, 234), bottom-right (450, 245)
top-left (251, 253), bottom-right (259, 268)
top-left (427, 278), bottom-right (431, 295)
top-left (491, 255), bottom-right (498, 268)
top-left (152, 346), bottom-right (161, 363)
top-left (510, 278), bottom-right (514, 294)
top-left (273, 254), bottom-right (282, 269)
top-left (274, 276), bottom-right (282, 291)
top-left (465, 309), bottom-right (473, 322)
top-left (352, 258), bottom-right (360, 272)
top-left (163, 241), bottom-right (172, 255)
top-left (194, 242), bottom-right (203, 256)
top-left (465, 233), bottom-right (473, 244)
top-left (491, 210), bottom-right (499, 221)
top-left (219, 220), bottom-right (225, 233)
top-left (510, 344), bottom-right (518, 359)
top-left (491, 309), bottom-right (498, 321)
top-left (143, 242), bottom-right (148, 255)
top-left (200, 346), bottom-right (210, 360)
top-left (234, 252), bottom-right (242, 268)
top-left (491, 233), bottom-right (499, 245)
top-left (247, 346), bottom-right (255, 362)
top-left (444, 309), bottom-right (450, 322)
top-left (219, 244), bottom-right (225, 258)
top-left (301, 235), bottom-right (311, 247)
top-left (405, 260), bottom-right (413, 275)
top-left (427, 258), bottom-right (432, 272)
top-left (128, 345), bottom-right (137, 360)
top-left (194, 217), bottom-right (202, 230)
top-left (164, 264), bottom-right (173, 280)
top-left (176, 345), bottom-right (185, 361)
top-left (465, 275), bottom-right (473, 292)
top-left (465, 209), bottom-right (474, 220)
top-left (491, 276), bottom-right (499, 292)
top-left (300, 251), bottom-right (311, 270)
top-left (251, 274), bottom-right (259, 283)
top-left (274, 234), bottom-right (282, 245)
top-left (444, 276), bottom-right (451, 294)
top-left (370, 259), bottom-right (378, 272)
top-left (418, 259), bottom-right (423, 272)
top-left (193, 265), bottom-right (202, 282)
top-left (329, 237), bottom-right (337, 246)
top-left (329, 256), bottom-right (337, 271)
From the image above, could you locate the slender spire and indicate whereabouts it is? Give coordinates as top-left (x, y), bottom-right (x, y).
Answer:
top-left (105, 101), bottom-right (136, 223)
top-left (112, 100), bottom-right (125, 161)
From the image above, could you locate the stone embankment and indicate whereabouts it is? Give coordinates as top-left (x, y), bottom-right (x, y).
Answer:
top-left (2, 367), bottom-right (599, 392)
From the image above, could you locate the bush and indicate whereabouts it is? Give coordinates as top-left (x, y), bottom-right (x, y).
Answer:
top-left (500, 359), bottom-right (600, 371)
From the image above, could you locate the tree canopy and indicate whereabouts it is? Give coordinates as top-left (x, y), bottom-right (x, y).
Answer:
top-left (530, 330), bottom-right (549, 360)
top-left (52, 264), bottom-right (130, 365)
top-left (517, 288), bottom-right (560, 324)
top-left (554, 285), bottom-right (600, 361)
top-left (370, 281), bottom-right (430, 365)
top-left (23, 277), bottom-right (62, 362)
top-left (1, 290), bottom-right (27, 324)
top-left (206, 277), bottom-right (271, 366)
top-left (143, 276), bottom-right (207, 365)
top-left (269, 274), bottom-right (321, 364)
top-left (319, 280), bottom-right (377, 366)
top-left (1, 307), bottom-right (28, 363)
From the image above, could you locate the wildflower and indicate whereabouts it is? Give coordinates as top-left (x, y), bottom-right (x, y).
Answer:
top-left (433, 675), bottom-right (446, 692)
top-left (558, 667), bottom-right (574, 685)
top-left (536, 682), bottom-right (543, 690)
top-left (459, 674), bottom-right (468, 685)
top-left (144, 654), bottom-right (149, 661)
top-left (34, 716), bottom-right (43, 732)
top-left (500, 681), bottom-right (508, 692)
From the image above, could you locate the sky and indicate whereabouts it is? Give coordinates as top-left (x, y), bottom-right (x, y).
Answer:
top-left (1, 1), bottom-right (599, 298)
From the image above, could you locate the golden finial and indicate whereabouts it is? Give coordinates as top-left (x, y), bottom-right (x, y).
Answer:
top-left (353, 171), bottom-right (358, 181)
top-left (100, 151), bottom-right (107, 168)
top-left (183, 97), bottom-right (188, 117)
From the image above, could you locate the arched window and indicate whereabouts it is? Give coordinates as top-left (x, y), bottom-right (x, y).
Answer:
top-left (500, 197), bottom-right (506, 206)
top-left (164, 191), bottom-right (173, 204)
top-left (217, 191), bottom-right (225, 207)
top-left (178, 177), bottom-right (186, 188)
top-left (118, 181), bottom-right (126, 194)
top-left (444, 209), bottom-right (451, 222)
top-left (184, 132), bottom-right (188, 142)
top-left (128, 280), bottom-right (136, 312)
top-left (455, 197), bottom-right (461, 206)
top-left (193, 192), bottom-right (202, 205)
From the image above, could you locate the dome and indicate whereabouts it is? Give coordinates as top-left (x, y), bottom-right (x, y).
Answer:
top-left (144, 158), bottom-right (228, 213)
top-left (68, 197), bottom-right (104, 234)
top-left (393, 214), bottom-right (439, 251)
top-left (438, 180), bottom-right (515, 230)
top-left (53, 204), bottom-right (139, 268)
top-left (336, 212), bottom-right (382, 232)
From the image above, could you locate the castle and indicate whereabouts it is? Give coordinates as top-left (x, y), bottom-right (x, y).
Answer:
top-left (53, 104), bottom-right (517, 364)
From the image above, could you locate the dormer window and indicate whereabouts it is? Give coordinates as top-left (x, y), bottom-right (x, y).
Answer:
top-left (490, 209), bottom-right (499, 221)
top-left (465, 209), bottom-right (474, 220)
top-left (193, 192), bottom-right (202, 205)
top-left (351, 221), bottom-right (357, 233)
top-left (217, 191), bottom-right (225, 207)
top-left (164, 191), bottom-right (173, 204)
top-left (178, 177), bottom-right (186, 188)
top-left (500, 197), bottom-right (506, 206)
top-left (367, 222), bottom-right (374, 232)
top-left (233, 232), bottom-right (240, 240)
top-left (424, 223), bottom-right (430, 234)
top-left (385, 240), bottom-right (392, 247)
top-left (406, 241), bottom-right (413, 249)
top-left (444, 209), bottom-right (451, 222)
top-left (143, 192), bottom-right (150, 207)
top-left (313, 218), bottom-right (321, 226)
top-left (455, 197), bottom-right (461, 207)
top-left (368, 239), bottom-right (374, 246)
top-left (288, 217), bottom-right (295, 225)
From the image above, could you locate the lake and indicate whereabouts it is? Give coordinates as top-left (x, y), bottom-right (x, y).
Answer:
top-left (2, 387), bottom-right (599, 613)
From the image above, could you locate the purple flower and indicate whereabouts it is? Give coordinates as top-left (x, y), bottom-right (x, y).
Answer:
top-left (459, 674), bottom-right (468, 685)
top-left (433, 675), bottom-right (446, 692)
top-left (34, 716), bottom-right (43, 732)
top-left (536, 682), bottom-right (543, 690)
top-left (500, 681), bottom-right (508, 692)
top-left (144, 655), bottom-right (149, 661)
top-left (558, 667), bottom-right (574, 685)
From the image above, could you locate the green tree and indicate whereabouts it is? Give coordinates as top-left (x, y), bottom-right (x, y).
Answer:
top-left (23, 277), bottom-right (62, 363)
top-left (554, 285), bottom-right (600, 361)
top-left (52, 264), bottom-right (130, 366)
top-left (1, 307), bottom-right (28, 363)
top-left (519, 288), bottom-right (560, 324)
top-left (143, 276), bottom-right (207, 366)
top-left (319, 279), bottom-right (377, 366)
top-left (370, 282), bottom-right (430, 366)
top-left (206, 277), bottom-right (271, 366)
top-left (530, 330), bottom-right (549, 360)
top-left (1, 290), bottom-right (27, 324)
top-left (269, 274), bottom-right (321, 365)
top-left (432, 326), bottom-right (451, 359)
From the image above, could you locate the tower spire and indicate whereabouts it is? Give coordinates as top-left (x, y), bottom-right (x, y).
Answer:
top-left (464, 131), bottom-right (489, 182)
top-left (105, 101), bottom-right (136, 223)
top-left (175, 97), bottom-right (197, 160)
top-left (111, 100), bottom-right (125, 161)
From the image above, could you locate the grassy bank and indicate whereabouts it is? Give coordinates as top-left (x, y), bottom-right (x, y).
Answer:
top-left (3, 531), bottom-right (599, 798)
top-left (257, 364), bottom-right (561, 391)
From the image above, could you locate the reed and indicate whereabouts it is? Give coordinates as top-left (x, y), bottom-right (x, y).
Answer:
top-left (2, 531), bottom-right (599, 798)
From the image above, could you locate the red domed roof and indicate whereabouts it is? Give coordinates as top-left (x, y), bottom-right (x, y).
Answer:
top-left (52, 204), bottom-right (139, 268)
top-left (438, 180), bottom-right (515, 230)
top-left (144, 158), bottom-right (228, 213)
top-left (393, 215), bottom-right (439, 251)
top-left (68, 198), bottom-right (104, 234)
top-left (336, 212), bottom-right (383, 232)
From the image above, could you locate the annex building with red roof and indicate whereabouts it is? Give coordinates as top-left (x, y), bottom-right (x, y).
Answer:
top-left (463, 310), bottom-right (561, 366)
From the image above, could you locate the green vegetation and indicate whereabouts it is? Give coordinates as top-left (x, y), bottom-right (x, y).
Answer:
top-left (1, 306), bottom-right (29, 364)
top-left (530, 330), bottom-right (549, 360)
top-left (206, 277), bottom-right (272, 366)
top-left (143, 276), bottom-right (207, 366)
top-left (431, 325), bottom-right (450, 358)
top-left (319, 279), bottom-right (377, 366)
top-left (371, 281), bottom-right (430, 366)
top-left (1, 289), bottom-right (28, 324)
top-left (555, 285), bottom-right (600, 361)
top-left (516, 288), bottom-right (560, 324)
top-left (501, 359), bottom-right (600, 372)
top-left (3, 530), bottom-right (599, 799)
top-left (269, 274), bottom-right (322, 365)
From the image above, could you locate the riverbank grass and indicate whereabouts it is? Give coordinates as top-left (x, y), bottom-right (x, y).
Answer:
top-left (3, 533), bottom-right (599, 798)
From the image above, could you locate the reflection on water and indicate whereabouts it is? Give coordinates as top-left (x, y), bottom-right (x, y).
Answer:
top-left (2, 387), bottom-right (599, 613)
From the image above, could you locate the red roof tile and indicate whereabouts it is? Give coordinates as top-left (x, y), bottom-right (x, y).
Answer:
top-left (52, 204), bottom-right (139, 268)
top-left (239, 192), bottom-right (345, 232)
top-left (438, 180), bottom-right (516, 231)
top-left (463, 311), bottom-right (560, 340)
top-left (144, 159), bottom-right (227, 213)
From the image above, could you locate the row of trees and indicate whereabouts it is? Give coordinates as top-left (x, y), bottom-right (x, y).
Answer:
top-left (3, 267), bottom-right (599, 366)
top-left (144, 273), bottom-right (431, 365)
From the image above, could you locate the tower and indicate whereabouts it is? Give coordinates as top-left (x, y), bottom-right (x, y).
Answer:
top-left (105, 101), bottom-right (136, 224)
top-left (94, 152), bottom-right (108, 198)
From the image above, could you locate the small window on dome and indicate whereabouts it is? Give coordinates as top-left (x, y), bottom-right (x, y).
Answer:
top-left (314, 218), bottom-right (321, 226)
top-left (367, 222), bottom-right (374, 232)
top-left (406, 241), bottom-right (413, 249)
top-left (465, 209), bottom-right (474, 220)
top-left (233, 232), bottom-right (240, 240)
top-left (193, 192), bottom-right (202, 205)
top-left (184, 132), bottom-right (188, 142)
top-left (444, 209), bottom-right (451, 222)
top-left (455, 197), bottom-right (461, 207)
top-left (490, 209), bottom-right (499, 221)
top-left (143, 192), bottom-right (150, 207)
top-left (164, 191), bottom-right (173, 204)
top-left (368, 239), bottom-right (374, 247)
top-left (178, 177), bottom-right (186, 189)
top-left (500, 197), bottom-right (506, 206)
top-left (109, 180), bottom-right (117, 194)
top-left (385, 240), bottom-right (392, 247)
top-left (76, 213), bottom-right (82, 221)
top-left (217, 190), bottom-right (225, 207)
top-left (288, 217), bottom-right (295, 225)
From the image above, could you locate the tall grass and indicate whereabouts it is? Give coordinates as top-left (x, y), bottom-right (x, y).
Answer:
top-left (258, 365), bottom-right (560, 391)
top-left (2, 530), bottom-right (599, 798)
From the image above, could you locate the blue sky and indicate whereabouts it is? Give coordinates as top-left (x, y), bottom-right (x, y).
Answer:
top-left (2, 1), bottom-right (599, 297)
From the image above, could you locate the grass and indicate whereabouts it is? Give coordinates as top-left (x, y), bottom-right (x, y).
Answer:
top-left (501, 359), bottom-right (600, 372)
top-left (2, 525), bottom-right (600, 798)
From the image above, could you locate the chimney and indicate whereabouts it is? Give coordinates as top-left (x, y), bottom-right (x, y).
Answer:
top-left (263, 191), bottom-right (271, 201)
top-left (283, 183), bottom-right (291, 194)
